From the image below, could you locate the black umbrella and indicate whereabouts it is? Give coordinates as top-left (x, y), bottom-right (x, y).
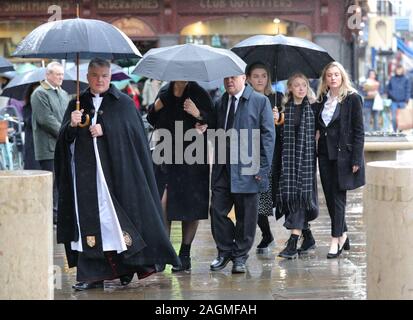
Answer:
top-left (1, 67), bottom-right (89, 100)
top-left (0, 57), bottom-right (14, 73)
top-left (13, 4), bottom-right (141, 127)
top-left (231, 34), bottom-right (334, 82)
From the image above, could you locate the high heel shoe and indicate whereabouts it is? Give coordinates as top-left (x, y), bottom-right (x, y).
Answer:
top-left (327, 244), bottom-right (341, 259)
top-left (338, 236), bottom-right (350, 254)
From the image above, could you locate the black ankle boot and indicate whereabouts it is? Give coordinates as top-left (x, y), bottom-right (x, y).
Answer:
top-left (256, 235), bottom-right (274, 253)
top-left (278, 234), bottom-right (299, 259)
top-left (298, 229), bottom-right (316, 253)
top-left (171, 255), bottom-right (191, 272)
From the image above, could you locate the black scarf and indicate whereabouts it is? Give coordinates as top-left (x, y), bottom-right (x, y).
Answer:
top-left (276, 97), bottom-right (315, 212)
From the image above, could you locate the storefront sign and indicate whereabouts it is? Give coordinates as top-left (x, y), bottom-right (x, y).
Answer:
top-left (199, 0), bottom-right (293, 10)
top-left (0, 1), bottom-right (70, 13)
top-left (97, 0), bottom-right (160, 10)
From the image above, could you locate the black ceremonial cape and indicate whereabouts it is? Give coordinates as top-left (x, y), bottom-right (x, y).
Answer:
top-left (55, 85), bottom-right (179, 268)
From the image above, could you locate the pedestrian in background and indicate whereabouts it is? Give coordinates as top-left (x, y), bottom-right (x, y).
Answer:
top-left (362, 69), bottom-right (381, 132)
top-left (23, 83), bottom-right (41, 170)
top-left (31, 61), bottom-right (69, 224)
top-left (387, 65), bottom-right (411, 132)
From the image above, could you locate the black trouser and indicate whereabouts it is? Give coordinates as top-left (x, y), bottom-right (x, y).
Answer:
top-left (210, 169), bottom-right (258, 262)
top-left (39, 159), bottom-right (58, 214)
top-left (318, 155), bottom-right (347, 237)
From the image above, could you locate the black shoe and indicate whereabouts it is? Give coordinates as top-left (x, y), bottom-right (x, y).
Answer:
top-left (171, 256), bottom-right (191, 272)
top-left (327, 244), bottom-right (341, 259)
top-left (341, 237), bottom-right (350, 251)
top-left (231, 262), bottom-right (246, 274)
top-left (298, 229), bottom-right (316, 253)
top-left (210, 256), bottom-right (232, 271)
top-left (278, 234), bottom-right (299, 259)
top-left (72, 281), bottom-right (104, 291)
top-left (256, 236), bottom-right (274, 254)
top-left (119, 273), bottom-right (134, 286)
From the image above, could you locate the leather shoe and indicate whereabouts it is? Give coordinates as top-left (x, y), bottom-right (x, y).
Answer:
top-left (72, 281), bottom-right (104, 291)
top-left (171, 256), bottom-right (191, 272)
top-left (210, 256), bottom-right (232, 271)
top-left (119, 273), bottom-right (134, 286)
top-left (231, 262), bottom-right (246, 274)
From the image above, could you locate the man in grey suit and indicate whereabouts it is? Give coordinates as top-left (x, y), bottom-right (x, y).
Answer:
top-left (31, 61), bottom-right (69, 224)
top-left (208, 74), bottom-right (275, 273)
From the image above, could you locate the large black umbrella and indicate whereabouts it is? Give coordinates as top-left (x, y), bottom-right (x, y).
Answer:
top-left (0, 57), bottom-right (14, 73)
top-left (231, 34), bottom-right (334, 82)
top-left (1, 67), bottom-right (89, 100)
top-left (133, 43), bottom-right (246, 82)
top-left (13, 6), bottom-right (141, 126)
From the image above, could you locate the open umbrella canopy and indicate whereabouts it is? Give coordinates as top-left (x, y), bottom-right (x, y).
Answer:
top-left (0, 56), bottom-right (14, 72)
top-left (231, 34), bottom-right (334, 81)
top-left (1, 67), bottom-right (88, 100)
top-left (13, 18), bottom-right (142, 60)
top-left (66, 63), bottom-right (131, 83)
top-left (133, 43), bottom-right (246, 82)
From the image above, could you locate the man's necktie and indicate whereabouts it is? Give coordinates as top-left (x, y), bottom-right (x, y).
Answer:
top-left (226, 95), bottom-right (236, 130)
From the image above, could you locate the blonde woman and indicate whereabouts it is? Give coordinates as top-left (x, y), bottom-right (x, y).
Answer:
top-left (274, 73), bottom-right (319, 259)
top-left (315, 61), bottom-right (365, 259)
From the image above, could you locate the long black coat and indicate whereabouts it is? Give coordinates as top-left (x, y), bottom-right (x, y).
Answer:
top-left (147, 82), bottom-right (213, 220)
top-left (54, 85), bottom-right (179, 268)
top-left (315, 92), bottom-right (366, 191)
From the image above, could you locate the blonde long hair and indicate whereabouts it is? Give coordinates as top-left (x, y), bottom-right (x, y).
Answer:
top-left (316, 61), bottom-right (357, 103)
top-left (282, 73), bottom-right (315, 109)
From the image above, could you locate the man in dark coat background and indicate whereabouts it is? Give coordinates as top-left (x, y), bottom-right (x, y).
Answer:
top-left (55, 58), bottom-right (178, 291)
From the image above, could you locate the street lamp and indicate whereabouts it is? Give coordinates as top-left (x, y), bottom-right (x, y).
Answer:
top-left (273, 18), bottom-right (281, 35)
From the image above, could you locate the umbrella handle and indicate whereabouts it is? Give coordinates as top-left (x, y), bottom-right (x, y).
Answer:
top-left (274, 112), bottom-right (285, 126)
top-left (76, 100), bottom-right (90, 128)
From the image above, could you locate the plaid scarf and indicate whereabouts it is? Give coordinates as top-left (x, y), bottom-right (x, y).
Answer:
top-left (276, 97), bottom-right (315, 213)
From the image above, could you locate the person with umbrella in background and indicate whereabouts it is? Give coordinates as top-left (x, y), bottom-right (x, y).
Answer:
top-left (208, 73), bottom-right (275, 274)
top-left (245, 62), bottom-right (283, 254)
top-left (31, 61), bottom-right (69, 224)
top-left (315, 61), bottom-right (365, 259)
top-left (22, 83), bottom-right (41, 170)
top-left (55, 58), bottom-right (179, 290)
top-left (274, 73), bottom-right (319, 259)
top-left (147, 80), bottom-right (213, 273)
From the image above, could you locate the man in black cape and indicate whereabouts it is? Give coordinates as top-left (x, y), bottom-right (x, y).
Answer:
top-left (55, 58), bottom-right (179, 290)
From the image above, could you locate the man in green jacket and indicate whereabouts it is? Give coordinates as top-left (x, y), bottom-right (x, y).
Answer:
top-left (31, 61), bottom-right (69, 224)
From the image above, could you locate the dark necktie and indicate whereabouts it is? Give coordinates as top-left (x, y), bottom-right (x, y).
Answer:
top-left (226, 95), bottom-right (236, 130)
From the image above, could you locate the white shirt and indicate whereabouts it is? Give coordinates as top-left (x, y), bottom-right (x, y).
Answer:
top-left (224, 87), bottom-right (244, 129)
top-left (322, 92), bottom-right (339, 126)
top-left (45, 79), bottom-right (58, 90)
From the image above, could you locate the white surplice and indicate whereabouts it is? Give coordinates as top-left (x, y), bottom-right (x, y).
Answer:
top-left (70, 94), bottom-right (127, 253)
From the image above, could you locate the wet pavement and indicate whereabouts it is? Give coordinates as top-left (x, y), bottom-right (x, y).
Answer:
top-left (54, 178), bottom-right (367, 300)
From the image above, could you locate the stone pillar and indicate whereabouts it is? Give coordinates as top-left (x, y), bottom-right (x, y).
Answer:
top-left (0, 171), bottom-right (53, 300)
top-left (365, 161), bottom-right (413, 299)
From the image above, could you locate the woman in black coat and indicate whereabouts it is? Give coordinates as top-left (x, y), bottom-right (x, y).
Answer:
top-left (147, 81), bottom-right (213, 272)
top-left (315, 61), bottom-right (365, 259)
